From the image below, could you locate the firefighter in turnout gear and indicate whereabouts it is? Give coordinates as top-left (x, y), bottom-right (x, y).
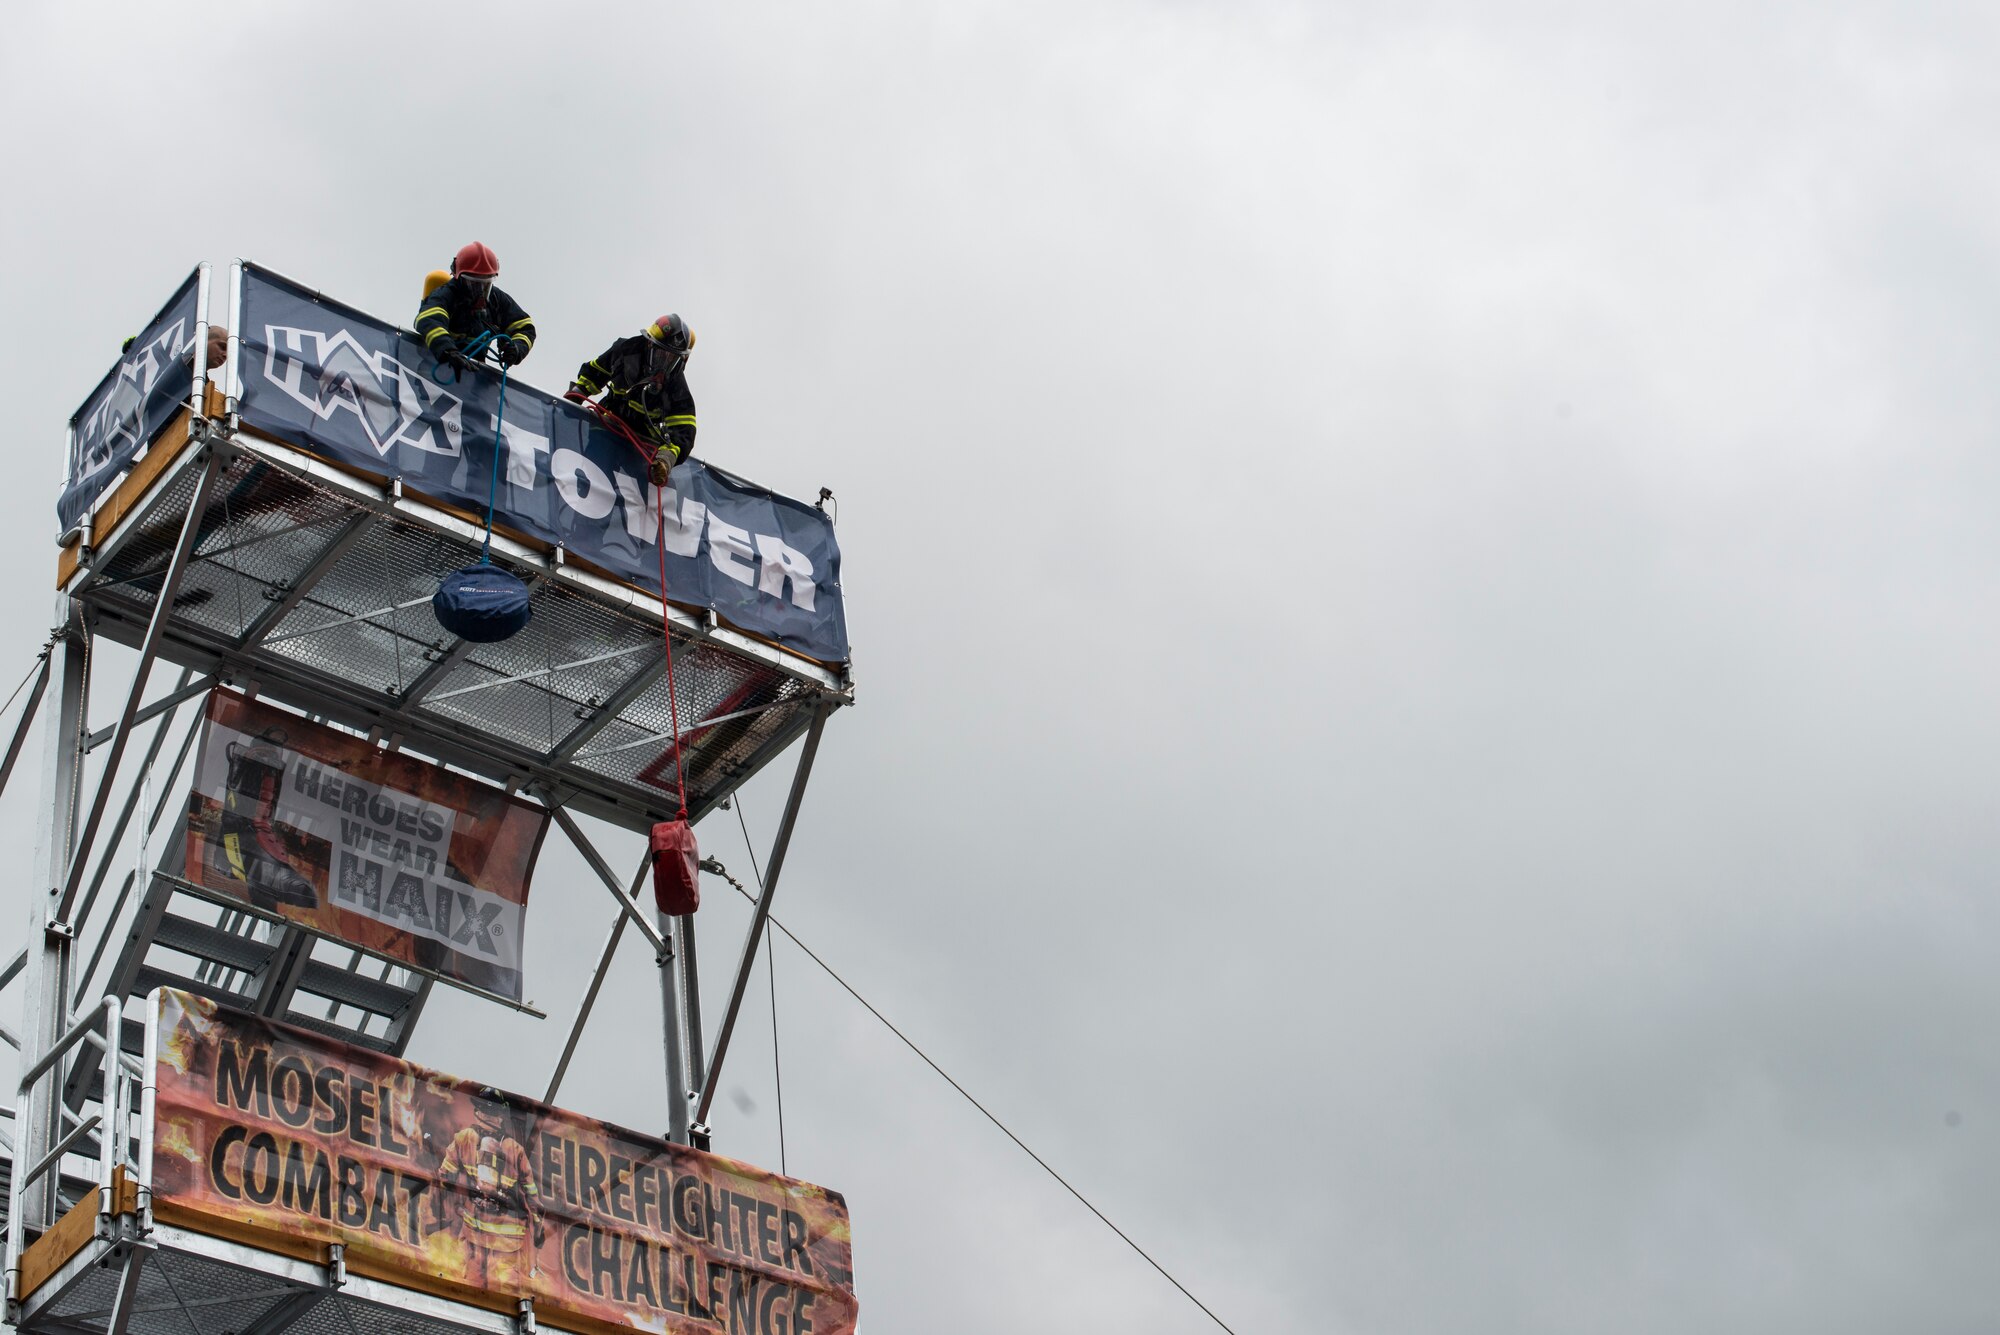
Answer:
top-left (210, 730), bottom-right (318, 911)
top-left (416, 242), bottom-right (536, 375)
top-left (570, 314), bottom-right (697, 484)
top-left (437, 1087), bottom-right (543, 1290)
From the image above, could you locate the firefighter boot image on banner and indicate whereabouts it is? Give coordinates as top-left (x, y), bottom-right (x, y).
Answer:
top-left (210, 731), bottom-right (320, 911)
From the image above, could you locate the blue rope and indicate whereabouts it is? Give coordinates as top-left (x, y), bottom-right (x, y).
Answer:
top-left (423, 330), bottom-right (513, 565)
top-left (428, 329), bottom-right (500, 384)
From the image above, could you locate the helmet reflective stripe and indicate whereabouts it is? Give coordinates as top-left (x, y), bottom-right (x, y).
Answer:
top-left (646, 313), bottom-right (693, 354)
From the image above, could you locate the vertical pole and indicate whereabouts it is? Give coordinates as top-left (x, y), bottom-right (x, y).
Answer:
top-left (17, 599), bottom-right (88, 1234)
top-left (189, 262), bottom-right (211, 424)
top-left (223, 260), bottom-right (244, 426)
top-left (693, 706), bottom-right (828, 1130)
top-left (96, 997), bottom-right (121, 1217)
top-left (658, 908), bottom-right (691, 1145)
top-left (678, 911), bottom-right (706, 1097)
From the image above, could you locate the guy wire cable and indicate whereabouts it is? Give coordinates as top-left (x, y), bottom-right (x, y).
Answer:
top-left (714, 800), bottom-right (1238, 1335)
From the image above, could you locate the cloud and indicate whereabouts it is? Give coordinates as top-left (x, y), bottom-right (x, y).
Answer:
top-left (6, 3), bottom-right (2000, 1331)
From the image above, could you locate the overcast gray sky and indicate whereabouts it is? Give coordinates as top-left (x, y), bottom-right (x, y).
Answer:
top-left (6, 3), bottom-right (2000, 1332)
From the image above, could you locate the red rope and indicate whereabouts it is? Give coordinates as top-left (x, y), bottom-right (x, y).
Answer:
top-left (581, 398), bottom-right (690, 820)
top-left (655, 486), bottom-right (689, 821)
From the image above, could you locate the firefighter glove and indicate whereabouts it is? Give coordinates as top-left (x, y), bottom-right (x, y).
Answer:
top-left (649, 447), bottom-right (679, 485)
top-left (500, 339), bottom-right (528, 366)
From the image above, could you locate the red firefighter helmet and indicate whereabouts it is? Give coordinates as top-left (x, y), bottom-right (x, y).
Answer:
top-left (452, 242), bottom-right (500, 278)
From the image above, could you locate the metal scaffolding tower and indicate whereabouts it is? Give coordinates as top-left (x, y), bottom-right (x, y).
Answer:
top-left (1, 264), bottom-right (854, 1335)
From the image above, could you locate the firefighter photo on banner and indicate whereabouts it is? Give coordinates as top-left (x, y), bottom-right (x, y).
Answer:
top-left (148, 990), bottom-right (860, 1335)
top-left (181, 689), bottom-right (550, 1001)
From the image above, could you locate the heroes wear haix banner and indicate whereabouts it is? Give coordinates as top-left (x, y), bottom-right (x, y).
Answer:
top-left (182, 690), bottom-right (551, 1002)
top-left (148, 989), bottom-right (860, 1335)
top-left (60, 268), bottom-right (202, 534)
top-left (233, 263), bottom-right (850, 664)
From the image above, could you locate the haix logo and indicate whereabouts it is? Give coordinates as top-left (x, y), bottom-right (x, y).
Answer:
top-left (74, 319), bottom-right (191, 481)
top-left (263, 324), bottom-right (464, 458)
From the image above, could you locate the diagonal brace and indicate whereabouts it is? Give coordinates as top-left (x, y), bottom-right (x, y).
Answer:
top-left (58, 449), bottom-right (222, 921)
top-left (82, 672), bottom-right (212, 752)
top-left (543, 859), bottom-right (647, 1104)
top-left (546, 804), bottom-right (666, 956)
top-left (694, 704), bottom-right (829, 1127)
top-left (237, 510), bottom-right (375, 648)
top-left (0, 652), bottom-right (51, 804)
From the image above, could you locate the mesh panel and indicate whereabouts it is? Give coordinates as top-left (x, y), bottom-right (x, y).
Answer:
top-left (25, 1240), bottom-right (530, 1335)
top-left (414, 579), bottom-right (657, 753)
top-left (174, 463), bottom-right (354, 643)
top-left (260, 514), bottom-right (467, 698)
top-left (158, 1251), bottom-right (308, 1335)
top-left (568, 640), bottom-right (811, 805)
top-left (34, 1261), bottom-right (124, 1329)
top-left (87, 459), bottom-right (228, 612)
top-left (33, 1250), bottom-right (206, 1335)
top-left (282, 1296), bottom-right (353, 1335)
top-left (333, 1291), bottom-right (510, 1335)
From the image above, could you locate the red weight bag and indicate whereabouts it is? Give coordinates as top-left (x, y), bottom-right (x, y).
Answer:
top-left (651, 819), bottom-right (700, 915)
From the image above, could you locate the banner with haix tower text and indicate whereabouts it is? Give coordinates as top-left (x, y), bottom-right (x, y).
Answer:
top-left (232, 263), bottom-right (849, 664)
top-left (182, 690), bottom-right (549, 1002)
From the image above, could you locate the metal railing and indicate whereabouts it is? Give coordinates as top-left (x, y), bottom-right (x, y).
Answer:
top-left (4, 996), bottom-right (137, 1305)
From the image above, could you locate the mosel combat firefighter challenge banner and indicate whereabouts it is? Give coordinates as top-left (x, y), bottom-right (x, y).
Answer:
top-left (59, 267), bottom-right (202, 533)
top-left (183, 690), bottom-right (550, 1002)
top-left (150, 990), bottom-right (859, 1335)
top-left (233, 263), bottom-right (849, 664)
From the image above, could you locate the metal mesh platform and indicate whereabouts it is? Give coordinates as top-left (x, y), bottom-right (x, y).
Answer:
top-left (67, 431), bottom-right (848, 834)
top-left (18, 1224), bottom-right (539, 1335)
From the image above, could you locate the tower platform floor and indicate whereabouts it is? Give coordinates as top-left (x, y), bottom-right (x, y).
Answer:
top-left (63, 408), bottom-right (849, 835)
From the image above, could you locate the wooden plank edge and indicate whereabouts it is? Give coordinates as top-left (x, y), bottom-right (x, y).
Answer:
top-left (16, 1185), bottom-right (102, 1299)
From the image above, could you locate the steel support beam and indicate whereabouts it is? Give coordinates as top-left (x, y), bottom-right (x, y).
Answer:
top-left (546, 805), bottom-right (667, 955)
top-left (573, 697), bottom-right (795, 763)
top-left (543, 862), bottom-right (648, 1106)
top-left (239, 1288), bottom-right (327, 1335)
top-left (693, 705), bottom-right (828, 1129)
top-left (81, 671), bottom-right (211, 752)
top-left (547, 655), bottom-right (668, 763)
top-left (256, 593), bottom-right (437, 649)
top-left (71, 667), bottom-right (196, 936)
top-left (58, 449), bottom-right (222, 919)
top-left (658, 904), bottom-right (691, 1145)
top-left (678, 910), bottom-right (707, 1098)
top-left (72, 703), bottom-right (206, 1009)
top-left (18, 599), bottom-right (89, 1234)
top-left (381, 973), bottom-right (435, 1056)
top-left (236, 510), bottom-right (375, 648)
top-left (250, 926), bottom-right (315, 1021)
top-left (396, 634), bottom-right (476, 707)
top-left (0, 653), bottom-right (50, 804)
top-left (425, 643), bottom-right (653, 706)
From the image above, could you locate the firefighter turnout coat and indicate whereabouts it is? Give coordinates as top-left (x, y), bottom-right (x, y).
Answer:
top-left (415, 277), bottom-right (537, 360)
top-left (573, 334), bottom-right (698, 463)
